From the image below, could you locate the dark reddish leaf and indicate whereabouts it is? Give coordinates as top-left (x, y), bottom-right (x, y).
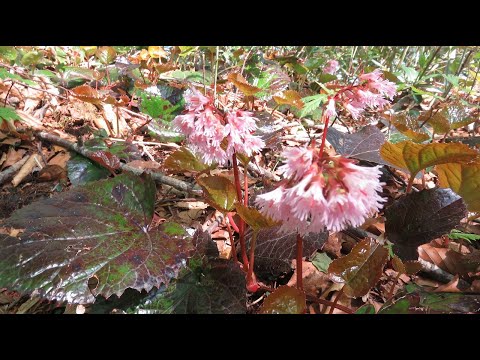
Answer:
top-left (404, 261), bottom-right (422, 275)
top-left (385, 188), bottom-right (467, 261)
top-left (90, 151), bottom-right (121, 172)
top-left (391, 256), bottom-right (406, 274)
top-left (244, 226), bottom-right (328, 279)
top-left (133, 259), bottom-right (246, 314)
top-left (328, 238), bottom-right (389, 298)
top-left (0, 172), bottom-right (193, 303)
top-left (260, 285), bottom-right (306, 314)
top-left (326, 125), bottom-right (389, 165)
top-left (197, 175), bottom-right (237, 213)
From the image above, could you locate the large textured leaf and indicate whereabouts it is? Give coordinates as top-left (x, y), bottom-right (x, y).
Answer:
top-left (260, 286), bottom-right (306, 314)
top-left (244, 226), bottom-right (328, 279)
top-left (0, 172), bottom-right (193, 303)
top-left (163, 146), bottom-right (211, 173)
top-left (326, 125), bottom-right (388, 165)
top-left (328, 238), bottom-right (388, 298)
top-left (132, 260), bottom-right (246, 314)
top-left (424, 103), bottom-right (478, 134)
top-left (228, 73), bottom-right (261, 96)
top-left (385, 188), bottom-right (467, 260)
top-left (436, 161), bottom-right (480, 212)
top-left (380, 141), bottom-right (478, 178)
top-left (0, 46), bottom-right (18, 61)
top-left (197, 175), bottom-right (237, 213)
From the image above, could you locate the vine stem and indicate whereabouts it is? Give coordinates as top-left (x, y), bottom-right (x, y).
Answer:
top-left (296, 234), bottom-right (303, 291)
top-left (328, 287), bottom-right (344, 314)
top-left (232, 152), bottom-right (249, 270)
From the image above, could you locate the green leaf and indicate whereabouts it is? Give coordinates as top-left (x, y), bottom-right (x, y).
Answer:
top-left (311, 252), bottom-right (332, 273)
top-left (67, 153), bottom-right (110, 186)
top-left (131, 259), bottom-right (246, 314)
top-left (197, 176), bottom-right (237, 213)
top-left (317, 73), bottom-right (337, 83)
top-left (449, 229), bottom-right (480, 243)
top-left (0, 46), bottom-right (18, 61)
top-left (328, 238), bottom-right (389, 298)
top-left (355, 304), bottom-right (376, 314)
top-left (0, 108), bottom-right (21, 125)
top-left (163, 146), bottom-right (212, 173)
top-left (380, 140), bottom-right (478, 178)
top-left (21, 51), bottom-right (43, 66)
top-left (385, 188), bottom-right (467, 260)
top-left (0, 172), bottom-right (193, 303)
top-left (163, 70), bottom-right (209, 84)
top-left (260, 286), bottom-right (306, 314)
top-left (235, 203), bottom-right (279, 231)
top-left (400, 65), bottom-right (418, 82)
top-left (0, 68), bottom-right (36, 86)
top-left (436, 161), bottom-right (480, 212)
top-left (443, 74), bottom-right (459, 87)
top-left (95, 46), bottom-right (117, 64)
top-left (139, 91), bottom-right (181, 120)
top-left (298, 94), bottom-right (327, 118)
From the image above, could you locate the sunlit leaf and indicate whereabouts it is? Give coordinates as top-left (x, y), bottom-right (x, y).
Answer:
top-left (163, 146), bottom-right (211, 173)
top-left (0, 46), bottom-right (18, 61)
top-left (228, 72), bottom-right (261, 96)
top-left (0, 108), bottom-right (21, 125)
top-left (148, 46), bottom-right (168, 59)
top-left (385, 188), bottom-right (467, 260)
top-left (80, 46), bottom-right (97, 57)
top-left (197, 175), bottom-right (237, 213)
top-left (21, 51), bottom-right (43, 66)
top-left (96, 46), bottom-right (117, 65)
top-left (380, 140), bottom-right (478, 178)
top-left (234, 203), bottom-right (279, 231)
top-left (328, 238), bottom-right (388, 298)
top-left (273, 90), bottom-right (304, 109)
top-left (71, 84), bottom-right (104, 105)
top-left (436, 161), bottom-right (480, 212)
top-left (260, 286), bottom-right (306, 314)
top-left (391, 113), bottom-right (430, 143)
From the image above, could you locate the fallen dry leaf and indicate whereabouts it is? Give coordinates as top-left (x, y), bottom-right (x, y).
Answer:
top-left (126, 160), bottom-right (161, 170)
top-left (37, 165), bottom-right (67, 183)
top-left (47, 151), bottom-right (70, 168)
top-left (287, 260), bottom-right (333, 297)
top-left (322, 232), bottom-right (343, 258)
top-left (434, 275), bottom-right (464, 293)
top-left (418, 242), bottom-right (468, 277)
top-left (1, 148), bottom-right (26, 170)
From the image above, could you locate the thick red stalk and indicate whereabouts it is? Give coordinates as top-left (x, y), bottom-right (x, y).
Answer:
top-left (232, 152), bottom-right (249, 270)
top-left (246, 230), bottom-right (258, 290)
top-left (296, 233), bottom-right (303, 291)
top-left (225, 219), bottom-right (238, 263)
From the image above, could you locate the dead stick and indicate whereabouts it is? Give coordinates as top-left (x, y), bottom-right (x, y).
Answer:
top-left (34, 131), bottom-right (202, 195)
top-left (0, 155), bottom-right (30, 185)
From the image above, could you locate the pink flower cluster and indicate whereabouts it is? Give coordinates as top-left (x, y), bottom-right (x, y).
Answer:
top-left (255, 146), bottom-right (386, 234)
top-left (323, 60), bottom-right (339, 75)
top-left (332, 69), bottom-right (397, 120)
top-left (173, 88), bottom-right (265, 165)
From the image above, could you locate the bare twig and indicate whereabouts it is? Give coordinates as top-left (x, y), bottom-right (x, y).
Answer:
top-left (34, 131), bottom-right (202, 195)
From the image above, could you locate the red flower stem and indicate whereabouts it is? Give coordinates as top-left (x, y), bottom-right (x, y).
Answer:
top-left (328, 287), bottom-right (344, 314)
top-left (246, 230), bottom-right (258, 284)
top-left (406, 175), bottom-right (415, 194)
top-left (306, 295), bottom-right (353, 314)
top-left (232, 152), bottom-right (249, 270)
top-left (244, 165), bottom-right (249, 206)
top-left (387, 272), bottom-right (401, 301)
top-left (227, 212), bottom-right (240, 233)
top-left (225, 218), bottom-right (238, 263)
top-left (318, 115), bottom-right (330, 158)
top-left (296, 233), bottom-right (303, 291)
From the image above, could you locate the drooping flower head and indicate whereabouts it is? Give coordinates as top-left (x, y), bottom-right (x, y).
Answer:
top-left (323, 60), bottom-right (339, 75)
top-left (173, 88), bottom-right (265, 165)
top-left (255, 145), bottom-right (386, 235)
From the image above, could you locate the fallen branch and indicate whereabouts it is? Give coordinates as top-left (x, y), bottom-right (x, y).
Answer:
top-left (34, 131), bottom-right (202, 195)
top-left (418, 258), bottom-right (471, 289)
top-left (0, 155), bottom-right (30, 186)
